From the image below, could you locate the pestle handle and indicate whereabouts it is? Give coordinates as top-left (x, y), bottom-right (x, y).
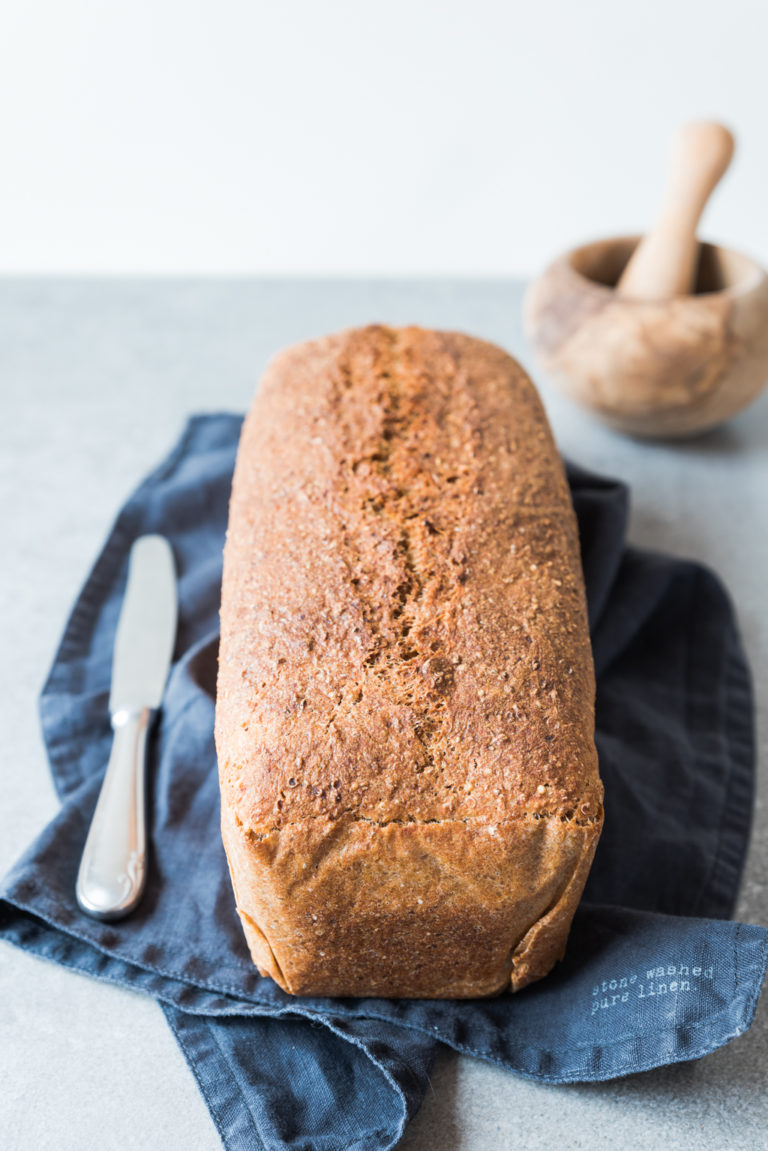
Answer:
top-left (617, 121), bottom-right (735, 301)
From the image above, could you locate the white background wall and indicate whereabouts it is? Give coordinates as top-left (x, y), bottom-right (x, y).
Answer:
top-left (0, 0), bottom-right (765, 276)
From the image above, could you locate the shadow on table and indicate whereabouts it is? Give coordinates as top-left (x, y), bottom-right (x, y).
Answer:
top-left (398, 1051), bottom-right (461, 1150)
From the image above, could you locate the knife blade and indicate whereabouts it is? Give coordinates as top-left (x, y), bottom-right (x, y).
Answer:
top-left (76, 534), bottom-right (177, 920)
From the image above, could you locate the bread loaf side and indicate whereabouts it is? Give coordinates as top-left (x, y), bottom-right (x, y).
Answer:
top-left (216, 325), bottom-right (602, 998)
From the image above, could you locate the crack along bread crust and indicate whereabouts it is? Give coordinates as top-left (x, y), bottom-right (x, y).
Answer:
top-left (216, 325), bottom-right (603, 998)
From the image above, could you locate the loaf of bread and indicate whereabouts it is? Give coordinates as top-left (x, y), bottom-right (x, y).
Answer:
top-left (216, 325), bottom-right (602, 998)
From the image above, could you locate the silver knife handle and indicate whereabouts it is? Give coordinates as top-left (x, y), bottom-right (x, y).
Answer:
top-left (76, 707), bottom-right (152, 920)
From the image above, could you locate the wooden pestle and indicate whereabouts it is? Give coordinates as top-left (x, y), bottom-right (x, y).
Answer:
top-left (617, 121), bottom-right (735, 300)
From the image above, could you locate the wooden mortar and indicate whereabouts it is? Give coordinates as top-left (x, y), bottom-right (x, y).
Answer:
top-left (524, 124), bottom-right (768, 438)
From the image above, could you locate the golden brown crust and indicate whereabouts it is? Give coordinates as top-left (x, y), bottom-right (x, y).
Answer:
top-left (216, 325), bottom-right (602, 998)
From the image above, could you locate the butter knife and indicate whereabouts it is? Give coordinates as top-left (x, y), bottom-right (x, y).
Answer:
top-left (76, 534), bottom-right (177, 921)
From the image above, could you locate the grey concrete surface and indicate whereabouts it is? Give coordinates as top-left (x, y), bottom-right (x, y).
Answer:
top-left (1, 278), bottom-right (766, 1150)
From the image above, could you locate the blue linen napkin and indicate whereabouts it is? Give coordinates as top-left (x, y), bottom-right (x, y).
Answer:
top-left (1, 413), bottom-right (766, 1151)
